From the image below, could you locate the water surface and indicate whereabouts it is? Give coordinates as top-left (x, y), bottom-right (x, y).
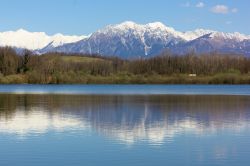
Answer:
top-left (0, 84), bottom-right (250, 95)
top-left (0, 93), bottom-right (250, 166)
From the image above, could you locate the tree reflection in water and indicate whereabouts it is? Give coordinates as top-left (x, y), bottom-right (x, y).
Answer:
top-left (0, 94), bottom-right (250, 145)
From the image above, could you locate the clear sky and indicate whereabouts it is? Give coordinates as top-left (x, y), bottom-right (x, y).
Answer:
top-left (0, 0), bottom-right (249, 35)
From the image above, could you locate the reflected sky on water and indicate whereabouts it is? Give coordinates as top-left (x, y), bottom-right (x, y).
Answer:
top-left (0, 94), bottom-right (250, 166)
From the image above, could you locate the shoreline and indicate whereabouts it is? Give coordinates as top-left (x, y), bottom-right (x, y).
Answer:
top-left (1, 74), bottom-right (250, 84)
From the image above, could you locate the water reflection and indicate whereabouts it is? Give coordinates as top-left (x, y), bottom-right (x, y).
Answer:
top-left (0, 95), bottom-right (250, 144)
top-left (0, 110), bottom-right (86, 136)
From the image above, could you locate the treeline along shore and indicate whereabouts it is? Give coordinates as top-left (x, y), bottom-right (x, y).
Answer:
top-left (0, 46), bottom-right (250, 84)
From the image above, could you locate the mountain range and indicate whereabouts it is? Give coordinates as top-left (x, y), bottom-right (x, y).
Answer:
top-left (1, 21), bottom-right (250, 58)
top-left (0, 29), bottom-right (87, 50)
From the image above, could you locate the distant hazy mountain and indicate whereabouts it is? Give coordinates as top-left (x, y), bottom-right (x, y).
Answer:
top-left (170, 32), bottom-right (250, 55)
top-left (0, 29), bottom-right (86, 50)
top-left (1, 22), bottom-right (250, 58)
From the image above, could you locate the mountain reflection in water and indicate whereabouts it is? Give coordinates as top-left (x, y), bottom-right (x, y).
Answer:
top-left (0, 94), bottom-right (250, 145)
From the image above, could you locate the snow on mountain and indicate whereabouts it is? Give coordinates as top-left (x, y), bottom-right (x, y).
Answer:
top-left (51, 21), bottom-right (190, 57)
top-left (50, 33), bottom-right (86, 47)
top-left (170, 31), bottom-right (250, 56)
top-left (183, 29), bottom-right (216, 41)
top-left (0, 29), bottom-right (86, 50)
top-left (1, 22), bottom-right (250, 58)
top-left (46, 21), bottom-right (250, 58)
top-left (209, 31), bottom-right (250, 41)
top-left (100, 21), bottom-right (187, 41)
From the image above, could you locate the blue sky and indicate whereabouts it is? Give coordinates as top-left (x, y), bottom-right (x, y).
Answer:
top-left (0, 0), bottom-right (249, 35)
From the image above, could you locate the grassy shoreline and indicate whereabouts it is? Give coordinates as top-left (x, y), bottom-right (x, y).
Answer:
top-left (1, 73), bottom-right (250, 84)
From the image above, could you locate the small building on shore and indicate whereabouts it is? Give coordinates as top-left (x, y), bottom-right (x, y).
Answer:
top-left (189, 74), bottom-right (197, 77)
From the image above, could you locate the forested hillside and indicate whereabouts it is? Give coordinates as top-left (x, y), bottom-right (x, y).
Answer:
top-left (0, 47), bottom-right (250, 84)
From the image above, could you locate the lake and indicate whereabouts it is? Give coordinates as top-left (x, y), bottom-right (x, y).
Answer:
top-left (0, 84), bottom-right (250, 95)
top-left (0, 85), bottom-right (250, 166)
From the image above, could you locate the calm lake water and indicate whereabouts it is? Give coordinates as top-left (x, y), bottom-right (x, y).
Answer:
top-left (0, 85), bottom-right (250, 166)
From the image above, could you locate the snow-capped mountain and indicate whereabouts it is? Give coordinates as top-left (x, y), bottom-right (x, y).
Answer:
top-left (47, 21), bottom-right (185, 57)
top-left (1, 22), bottom-right (250, 58)
top-left (0, 29), bottom-right (86, 50)
top-left (170, 31), bottom-right (250, 55)
top-left (42, 21), bottom-right (188, 57)
top-left (47, 21), bottom-right (250, 58)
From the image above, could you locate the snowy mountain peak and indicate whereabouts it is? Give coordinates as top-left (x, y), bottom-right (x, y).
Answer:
top-left (16, 28), bottom-right (29, 33)
top-left (209, 31), bottom-right (250, 41)
top-left (98, 22), bottom-right (223, 42)
top-left (101, 21), bottom-right (142, 33)
top-left (46, 21), bottom-right (250, 58)
top-left (97, 21), bottom-right (185, 42)
top-left (145, 22), bottom-right (171, 31)
top-left (2, 21), bottom-right (250, 58)
top-left (50, 33), bottom-right (86, 47)
top-left (183, 29), bottom-right (215, 40)
top-left (0, 29), bottom-right (87, 50)
top-left (15, 28), bottom-right (48, 37)
top-left (103, 21), bottom-right (168, 31)
top-left (146, 22), bottom-right (166, 28)
top-left (117, 21), bottom-right (138, 28)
